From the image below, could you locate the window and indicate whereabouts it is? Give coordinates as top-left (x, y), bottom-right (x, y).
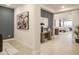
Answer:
top-left (59, 19), bottom-right (72, 28)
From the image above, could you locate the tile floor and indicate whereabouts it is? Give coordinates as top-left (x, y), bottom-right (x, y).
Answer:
top-left (40, 31), bottom-right (79, 55)
top-left (1, 31), bottom-right (79, 55)
top-left (0, 39), bottom-right (32, 55)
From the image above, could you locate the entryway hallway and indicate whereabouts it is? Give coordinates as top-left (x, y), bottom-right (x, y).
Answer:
top-left (40, 32), bottom-right (79, 55)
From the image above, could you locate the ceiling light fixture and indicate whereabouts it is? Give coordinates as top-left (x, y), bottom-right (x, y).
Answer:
top-left (62, 6), bottom-right (65, 9)
top-left (6, 4), bottom-right (10, 6)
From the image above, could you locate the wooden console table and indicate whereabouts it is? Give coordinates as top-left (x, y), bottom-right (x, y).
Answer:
top-left (41, 31), bottom-right (52, 43)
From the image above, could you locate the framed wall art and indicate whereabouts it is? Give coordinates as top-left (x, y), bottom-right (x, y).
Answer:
top-left (17, 11), bottom-right (29, 30)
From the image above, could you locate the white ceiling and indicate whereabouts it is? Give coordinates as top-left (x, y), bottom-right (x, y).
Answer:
top-left (0, 4), bottom-right (23, 9)
top-left (0, 4), bottom-right (79, 13)
top-left (44, 4), bottom-right (79, 13)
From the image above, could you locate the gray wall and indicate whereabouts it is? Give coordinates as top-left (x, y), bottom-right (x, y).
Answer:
top-left (41, 9), bottom-right (53, 35)
top-left (0, 6), bottom-right (14, 39)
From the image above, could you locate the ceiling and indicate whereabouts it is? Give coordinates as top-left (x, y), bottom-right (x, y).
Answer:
top-left (44, 4), bottom-right (79, 13)
top-left (0, 4), bottom-right (23, 9)
top-left (0, 4), bottom-right (79, 13)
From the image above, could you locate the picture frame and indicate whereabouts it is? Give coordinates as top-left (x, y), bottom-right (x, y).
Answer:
top-left (17, 11), bottom-right (29, 30)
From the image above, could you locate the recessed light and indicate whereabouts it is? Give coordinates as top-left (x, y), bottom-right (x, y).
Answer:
top-left (6, 4), bottom-right (10, 6)
top-left (62, 6), bottom-right (64, 9)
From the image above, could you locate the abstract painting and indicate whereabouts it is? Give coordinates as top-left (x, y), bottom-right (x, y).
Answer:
top-left (17, 11), bottom-right (29, 30)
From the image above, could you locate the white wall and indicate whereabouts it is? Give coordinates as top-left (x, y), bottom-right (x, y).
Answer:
top-left (14, 4), bottom-right (40, 53)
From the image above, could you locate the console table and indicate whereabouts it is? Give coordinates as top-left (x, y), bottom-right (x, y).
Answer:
top-left (41, 31), bottom-right (52, 43)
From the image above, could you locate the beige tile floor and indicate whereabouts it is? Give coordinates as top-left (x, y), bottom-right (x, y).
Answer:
top-left (0, 39), bottom-right (32, 55)
top-left (40, 31), bottom-right (79, 55)
top-left (1, 31), bottom-right (79, 55)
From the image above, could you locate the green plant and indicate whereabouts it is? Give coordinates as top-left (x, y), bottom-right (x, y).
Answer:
top-left (74, 26), bottom-right (79, 39)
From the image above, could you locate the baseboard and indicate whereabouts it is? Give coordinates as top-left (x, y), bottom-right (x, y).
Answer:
top-left (3, 38), bottom-right (15, 42)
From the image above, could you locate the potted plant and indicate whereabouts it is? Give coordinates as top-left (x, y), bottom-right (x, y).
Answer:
top-left (74, 25), bottom-right (79, 43)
